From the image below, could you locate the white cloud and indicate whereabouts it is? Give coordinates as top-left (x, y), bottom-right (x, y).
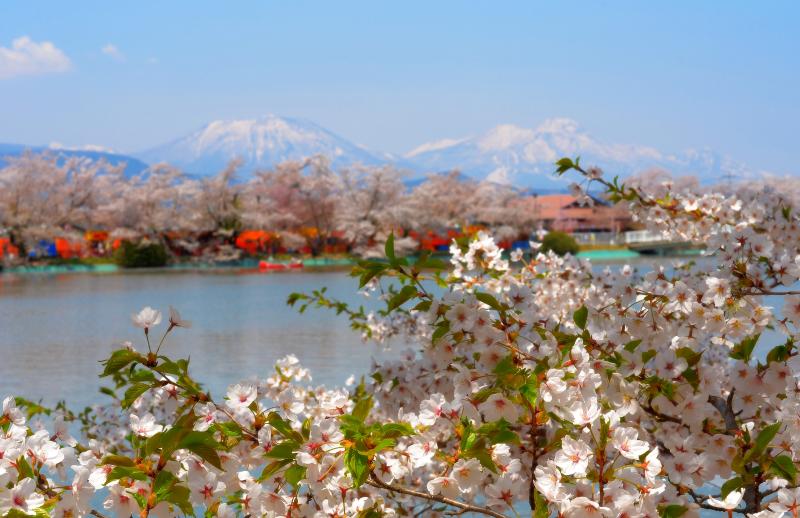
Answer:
top-left (49, 142), bottom-right (116, 153)
top-left (405, 137), bottom-right (468, 158)
top-left (0, 36), bottom-right (71, 80)
top-left (101, 43), bottom-right (125, 62)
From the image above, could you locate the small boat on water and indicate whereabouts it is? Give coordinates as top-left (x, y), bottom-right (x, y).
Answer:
top-left (258, 260), bottom-right (304, 272)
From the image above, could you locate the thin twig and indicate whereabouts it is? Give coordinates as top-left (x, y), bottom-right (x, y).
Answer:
top-left (367, 473), bottom-right (507, 518)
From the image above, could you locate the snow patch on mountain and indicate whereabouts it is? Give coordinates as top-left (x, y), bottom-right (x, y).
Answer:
top-left (406, 117), bottom-right (750, 189)
top-left (136, 115), bottom-right (383, 176)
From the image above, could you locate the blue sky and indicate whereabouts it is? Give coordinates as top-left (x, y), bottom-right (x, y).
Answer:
top-left (0, 1), bottom-right (797, 174)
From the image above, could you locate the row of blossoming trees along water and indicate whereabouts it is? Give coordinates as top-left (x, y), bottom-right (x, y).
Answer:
top-left (0, 151), bottom-right (562, 264)
top-left (3, 158), bottom-right (800, 517)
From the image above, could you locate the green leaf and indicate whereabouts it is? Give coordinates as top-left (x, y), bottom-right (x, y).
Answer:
top-left (162, 484), bottom-right (193, 515)
top-left (477, 420), bottom-right (520, 445)
top-left (214, 421), bottom-right (243, 438)
top-left (358, 263), bottom-right (388, 288)
top-left (267, 412), bottom-right (304, 443)
top-left (641, 349), bottom-right (657, 364)
top-left (411, 300), bottom-right (432, 312)
top-left (352, 396), bottom-right (373, 423)
top-left (623, 339), bottom-right (642, 353)
top-left (379, 422), bottom-right (415, 438)
top-left (659, 504), bottom-right (688, 518)
top-left (178, 431), bottom-right (224, 469)
top-left (675, 347), bottom-right (702, 367)
top-left (730, 453), bottom-right (745, 475)
top-left (720, 476), bottom-right (743, 499)
top-left (344, 448), bottom-right (369, 488)
top-left (753, 422), bottom-right (782, 457)
top-left (492, 355), bottom-right (516, 376)
top-left (384, 233), bottom-right (396, 261)
top-left (154, 470), bottom-right (177, 497)
top-left (99, 386), bottom-right (117, 399)
top-left (533, 488), bottom-right (550, 518)
top-left (102, 349), bottom-right (140, 377)
top-left (258, 459), bottom-right (293, 482)
top-left (387, 285), bottom-right (417, 312)
top-left (284, 464), bottom-right (306, 486)
top-left (364, 438), bottom-right (396, 455)
top-left (107, 466), bottom-right (148, 483)
top-left (767, 343), bottom-right (791, 364)
top-left (16, 457), bottom-right (34, 479)
top-left (416, 256), bottom-right (448, 270)
top-left (130, 369), bottom-right (157, 383)
top-left (554, 157), bottom-right (575, 175)
top-left (471, 447), bottom-right (498, 473)
top-left (681, 367), bottom-right (700, 390)
top-left (573, 305), bottom-right (588, 330)
top-left (100, 454), bottom-right (135, 467)
top-left (122, 383), bottom-right (151, 409)
top-left (431, 321), bottom-right (450, 344)
top-left (730, 334), bottom-right (760, 362)
top-left (520, 378), bottom-right (538, 405)
top-left (6, 510), bottom-right (50, 518)
top-left (184, 442), bottom-right (222, 470)
top-left (265, 441), bottom-right (299, 460)
top-left (770, 454), bottom-right (797, 483)
top-left (475, 292), bottom-right (504, 312)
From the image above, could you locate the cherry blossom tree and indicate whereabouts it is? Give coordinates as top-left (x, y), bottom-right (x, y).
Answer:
top-left (0, 152), bottom-right (127, 261)
top-left (406, 170), bottom-right (478, 231)
top-left (243, 156), bottom-right (340, 255)
top-left (106, 162), bottom-right (198, 239)
top-left (192, 159), bottom-right (245, 235)
top-left (334, 164), bottom-right (415, 257)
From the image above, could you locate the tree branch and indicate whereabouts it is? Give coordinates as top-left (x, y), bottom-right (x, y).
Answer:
top-left (367, 473), bottom-right (507, 518)
top-left (708, 389), bottom-right (738, 433)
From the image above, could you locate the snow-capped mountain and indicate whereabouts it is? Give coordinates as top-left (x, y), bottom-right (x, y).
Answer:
top-left (136, 115), bottom-right (384, 176)
top-left (3, 115), bottom-right (760, 190)
top-left (406, 118), bottom-right (752, 189)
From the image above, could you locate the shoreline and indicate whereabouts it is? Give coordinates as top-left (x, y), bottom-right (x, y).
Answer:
top-left (0, 248), bottom-right (706, 276)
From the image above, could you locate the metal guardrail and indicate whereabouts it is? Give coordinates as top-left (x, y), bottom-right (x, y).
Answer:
top-left (623, 230), bottom-right (668, 244)
top-left (571, 232), bottom-right (619, 245)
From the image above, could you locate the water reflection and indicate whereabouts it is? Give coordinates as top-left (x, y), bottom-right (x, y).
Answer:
top-left (0, 271), bottom-right (391, 408)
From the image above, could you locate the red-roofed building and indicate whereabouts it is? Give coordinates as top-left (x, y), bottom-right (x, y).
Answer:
top-left (527, 194), bottom-right (632, 233)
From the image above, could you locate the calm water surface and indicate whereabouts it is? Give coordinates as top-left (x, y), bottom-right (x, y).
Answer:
top-left (0, 270), bottom-right (391, 408)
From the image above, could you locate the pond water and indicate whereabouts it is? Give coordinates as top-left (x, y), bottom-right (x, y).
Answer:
top-left (0, 270), bottom-right (393, 409)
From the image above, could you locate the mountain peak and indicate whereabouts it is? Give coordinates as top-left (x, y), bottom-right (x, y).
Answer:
top-left (136, 115), bottom-right (381, 175)
top-left (407, 119), bottom-right (751, 188)
top-left (535, 117), bottom-right (581, 135)
top-left (478, 124), bottom-right (536, 151)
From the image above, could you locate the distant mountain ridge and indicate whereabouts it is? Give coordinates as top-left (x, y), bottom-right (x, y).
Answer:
top-left (0, 143), bottom-right (149, 176)
top-left (0, 115), bottom-right (762, 190)
top-left (405, 118), bottom-right (753, 189)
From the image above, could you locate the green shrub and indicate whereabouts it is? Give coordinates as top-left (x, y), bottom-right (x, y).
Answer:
top-left (540, 231), bottom-right (579, 256)
top-left (114, 241), bottom-right (168, 268)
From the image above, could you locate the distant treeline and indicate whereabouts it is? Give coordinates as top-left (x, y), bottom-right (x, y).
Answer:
top-left (0, 152), bottom-right (550, 262)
